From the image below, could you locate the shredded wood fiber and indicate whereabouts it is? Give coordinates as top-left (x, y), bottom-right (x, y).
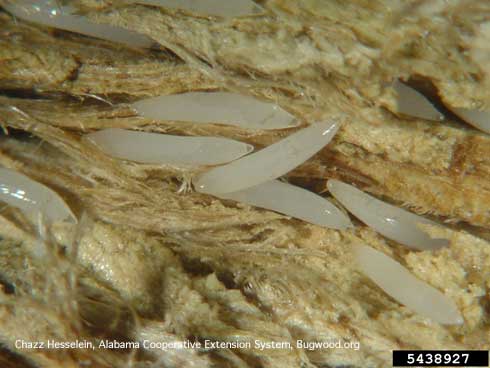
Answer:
top-left (0, 1), bottom-right (489, 368)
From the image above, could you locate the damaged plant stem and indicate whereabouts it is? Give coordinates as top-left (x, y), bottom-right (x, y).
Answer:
top-left (0, 1), bottom-right (489, 368)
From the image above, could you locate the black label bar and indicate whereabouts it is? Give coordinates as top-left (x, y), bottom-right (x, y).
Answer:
top-left (393, 350), bottom-right (489, 367)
